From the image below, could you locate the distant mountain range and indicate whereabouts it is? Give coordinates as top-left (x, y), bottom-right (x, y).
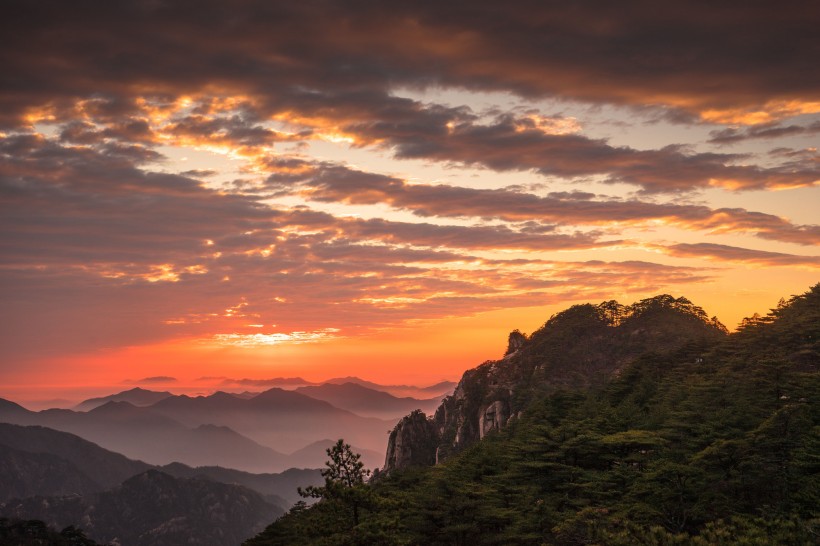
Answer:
top-left (0, 423), bottom-right (324, 545)
top-left (0, 395), bottom-right (385, 472)
top-left (322, 377), bottom-right (456, 399)
top-left (41, 378), bottom-right (453, 467)
top-left (3, 469), bottom-right (282, 546)
top-left (143, 387), bottom-right (393, 457)
top-left (73, 386), bottom-right (174, 411)
top-left (294, 382), bottom-right (443, 419)
top-left (211, 376), bottom-right (456, 399)
top-left (0, 422), bottom-right (151, 492)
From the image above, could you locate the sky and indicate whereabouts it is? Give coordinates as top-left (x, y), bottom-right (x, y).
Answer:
top-left (1, 0), bottom-right (818, 406)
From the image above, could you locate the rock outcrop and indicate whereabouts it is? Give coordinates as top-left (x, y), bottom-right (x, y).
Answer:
top-left (505, 330), bottom-right (527, 356)
top-left (383, 410), bottom-right (438, 470)
top-left (383, 294), bottom-right (727, 474)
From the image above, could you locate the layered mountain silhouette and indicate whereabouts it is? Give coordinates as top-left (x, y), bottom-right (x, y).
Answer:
top-left (208, 376), bottom-right (455, 398)
top-left (3, 470), bottom-right (282, 546)
top-left (73, 386), bottom-right (173, 411)
top-left (294, 382), bottom-right (443, 419)
top-left (158, 463), bottom-right (322, 507)
top-left (0, 443), bottom-right (102, 500)
top-left (0, 423), bottom-right (324, 545)
top-left (286, 439), bottom-right (382, 471)
top-left (145, 388), bottom-right (393, 456)
top-left (0, 422), bottom-right (151, 491)
top-left (322, 377), bottom-right (456, 399)
top-left (0, 397), bottom-right (385, 473)
top-left (0, 400), bottom-right (286, 473)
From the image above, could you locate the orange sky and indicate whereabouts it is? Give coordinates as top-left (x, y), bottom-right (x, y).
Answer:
top-left (1, 1), bottom-right (818, 407)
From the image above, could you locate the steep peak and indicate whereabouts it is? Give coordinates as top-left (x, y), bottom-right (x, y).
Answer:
top-left (504, 330), bottom-right (527, 356)
top-left (123, 387), bottom-right (154, 394)
top-left (383, 410), bottom-right (438, 473)
top-left (88, 400), bottom-right (139, 413)
top-left (386, 292), bottom-right (729, 472)
top-left (75, 387), bottom-right (173, 411)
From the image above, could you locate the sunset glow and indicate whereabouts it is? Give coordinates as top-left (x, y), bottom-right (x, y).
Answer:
top-left (1, 0), bottom-right (818, 407)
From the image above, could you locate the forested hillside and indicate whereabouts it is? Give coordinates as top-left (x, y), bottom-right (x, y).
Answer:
top-left (245, 285), bottom-right (819, 545)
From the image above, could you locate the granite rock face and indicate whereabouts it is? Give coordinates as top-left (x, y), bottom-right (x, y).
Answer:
top-left (383, 295), bottom-right (727, 474)
top-left (383, 410), bottom-right (438, 470)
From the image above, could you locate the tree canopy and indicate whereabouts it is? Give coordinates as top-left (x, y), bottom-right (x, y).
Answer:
top-left (245, 285), bottom-right (820, 546)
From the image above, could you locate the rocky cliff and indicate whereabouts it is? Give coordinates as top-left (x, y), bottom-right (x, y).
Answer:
top-left (383, 294), bottom-right (727, 473)
top-left (383, 410), bottom-right (438, 470)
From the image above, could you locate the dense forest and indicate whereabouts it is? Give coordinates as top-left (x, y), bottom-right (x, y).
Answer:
top-left (245, 285), bottom-right (819, 545)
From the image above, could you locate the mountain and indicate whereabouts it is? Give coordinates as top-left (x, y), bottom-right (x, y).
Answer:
top-left (0, 423), bottom-right (151, 489)
top-left (323, 376), bottom-right (456, 398)
top-left (3, 470), bottom-right (283, 546)
top-left (384, 294), bottom-right (728, 472)
top-left (0, 391), bottom-right (390, 472)
top-left (286, 439), bottom-right (383, 471)
top-left (0, 518), bottom-right (101, 545)
top-left (0, 398), bottom-right (29, 417)
top-left (0, 401), bottom-right (293, 473)
top-left (246, 286), bottom-right (820, 545)
top-left (0, 422), bottom-right (324, 505)
top-left (294, 382), bottom-right (443, 419)
top-left (74, 387), bottom-right (173, 411)
top-left (159, 463), bottom-right (322, 507)
top-left (0, 423), bottom-right (342, 545)
top-left (146, 388), bottom-right (393, 455)
top-left (0, 443), bottom-right (101, 501)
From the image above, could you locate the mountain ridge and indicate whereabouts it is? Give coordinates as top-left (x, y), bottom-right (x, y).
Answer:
top-left (3, 469), bottom-right (283, 546)
top-left (246, 285), bottom-right (820, 545)
top-left (74, 387), bottom-right (174, 411)
top-left (294, 382), bottom-right (443, 419)
top-left (384, 294), bottom-right (728, 473)
top-left (0, 422), bottom-right (327, 545)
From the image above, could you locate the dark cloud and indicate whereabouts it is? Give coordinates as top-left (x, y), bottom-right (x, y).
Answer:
top-left (165, 115), bottom-right (301, 148)
top-left (2, 1), bottom-right (815, 192)
top-left (709, 120), bottom-right (820, 145)
top-left (358, 117), bottom-right (818, 193)
top-left (662, 243), bottom-right (820, 267)
top-left (265, 160), bottom-right (820, 245)
top-left (126, 376), bottom-right (178, 384)
top-left (1, 0), bottom-right (817, 129)
top-left (180, 169), bottom-right (218, 178)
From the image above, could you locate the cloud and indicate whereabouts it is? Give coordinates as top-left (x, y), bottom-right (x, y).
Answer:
top-left (660, 243), bottom-right (820, 268)
top-left (5, 2), bottom-right (815, 196)
top-left (210, 328), bottom-right (342, 348)
top-left (125, 376), bottom-right (178, 384)
top-left (709, 120), bottom-right (820, 145)
top-left (1, 0), bottom-right (817, 129)
top-left (1, 2), bottom-right (817, 367)
top-left (264, 160), bottom-right (820, 245)
top-left (257, 115), bottom-right (818, 194)
top-left (360, 117), bottom-right (818, 193)
top-left (3, 133), bottom-right (722, 361)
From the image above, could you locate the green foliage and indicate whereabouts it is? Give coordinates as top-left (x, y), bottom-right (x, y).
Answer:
top-left (248, 440), bottom-right (376, 545)
top-left (245, 285), bottom-right (820, 545)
